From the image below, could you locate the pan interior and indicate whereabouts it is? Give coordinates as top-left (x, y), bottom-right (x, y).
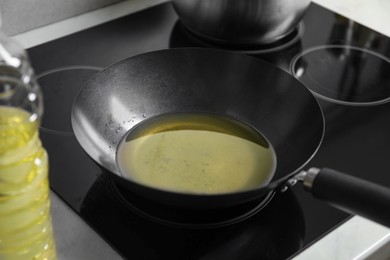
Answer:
top-left (116, 112), bottom-right (277, 195)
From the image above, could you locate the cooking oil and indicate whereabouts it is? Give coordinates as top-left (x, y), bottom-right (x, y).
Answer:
top-left (0, 106), bottom-right (56, 259)
top-left (117, 112), bottom-right (276, 194)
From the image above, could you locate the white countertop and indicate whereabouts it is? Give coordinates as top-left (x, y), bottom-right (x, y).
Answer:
top-left (312, 0), bottom-right (390, 38)
top-left (12, 0), bottom-right (390, 259)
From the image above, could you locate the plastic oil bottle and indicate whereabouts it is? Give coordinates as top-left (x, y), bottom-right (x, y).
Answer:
top-left (0, 28), bottom-right (57, 259)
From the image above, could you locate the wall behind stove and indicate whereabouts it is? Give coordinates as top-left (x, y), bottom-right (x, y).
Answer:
top-left (0, 0), bottom-right (125, 36)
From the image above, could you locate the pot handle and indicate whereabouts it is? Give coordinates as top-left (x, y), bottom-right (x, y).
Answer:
top-left (300, 167), bottom-right (390, 228)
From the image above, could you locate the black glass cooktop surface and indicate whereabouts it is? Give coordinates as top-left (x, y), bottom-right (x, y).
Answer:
top-left (27, 2), bottom-right (390, 259)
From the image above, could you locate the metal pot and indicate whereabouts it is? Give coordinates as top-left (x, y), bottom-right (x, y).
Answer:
top-left (171, 0), bottom-right (311, 46)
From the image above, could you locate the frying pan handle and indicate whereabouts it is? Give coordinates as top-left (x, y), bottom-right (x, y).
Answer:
top-left (301, 167), bottom-right (390, 228)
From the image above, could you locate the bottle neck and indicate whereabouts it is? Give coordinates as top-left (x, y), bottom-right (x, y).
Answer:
top-left (0, 65), bottom-right (42, 124)
top-left (0, 31), bottom-right (43, 123)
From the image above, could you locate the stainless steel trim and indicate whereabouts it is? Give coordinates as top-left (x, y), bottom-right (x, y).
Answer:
top-left (303, 167), bottom-right (320, 191)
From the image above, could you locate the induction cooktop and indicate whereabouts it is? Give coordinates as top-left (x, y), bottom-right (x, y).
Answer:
top-left (27, 2), bottom-right (390, 259)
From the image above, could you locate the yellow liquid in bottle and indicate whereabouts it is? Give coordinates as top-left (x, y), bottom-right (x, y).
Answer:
top-left (0, 106), bottom-right (56, 260)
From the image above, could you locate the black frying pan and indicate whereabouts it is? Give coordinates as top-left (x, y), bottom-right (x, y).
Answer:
top-left (71, 48), bottom-right (390, 227)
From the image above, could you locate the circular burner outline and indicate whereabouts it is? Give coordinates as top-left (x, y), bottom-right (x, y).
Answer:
top-left (179, 22), bottom-right (305, 55)
top-left (108, 175), bottom-right (275, 229)
top-left (290, 45), bottom-right (390, 106)
top-left (36, 65), bottom-right (102, 136)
